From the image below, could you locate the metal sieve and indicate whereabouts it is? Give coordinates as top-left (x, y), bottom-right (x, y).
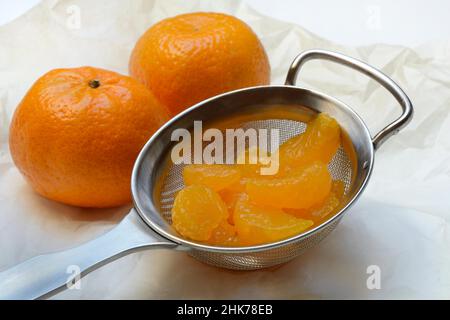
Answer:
top-left (0, 50), bottom-right (413, 299)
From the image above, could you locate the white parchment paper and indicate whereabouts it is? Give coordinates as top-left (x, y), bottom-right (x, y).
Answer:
top-left (1, 0), bottom-right (450, 299)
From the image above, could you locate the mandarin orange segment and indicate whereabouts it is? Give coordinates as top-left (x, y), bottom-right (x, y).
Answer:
top-left (172, 185), bottom-right (228, 241)
top-left (245, 161), bottom-right (332, 209)
top-left (311, 180), bottom-right (345, 219)
top-left (278, 113), bottom-right (341, 172)
top-left (235, 146), bottom-right (273, 178)
top-left (233, 194), bottom-right (313, 245)
top-left (207, 221), bottom-right (240, 246)
top-left (183, 164), bottom-right (241, 191)
top-left (218, 189), bottom-right (245, 224)
top-left (285, 180), bottom-right (345, 221)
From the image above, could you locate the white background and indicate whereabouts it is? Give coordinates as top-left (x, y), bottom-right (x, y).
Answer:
top-left (1, 0), bottom-right (450, 46)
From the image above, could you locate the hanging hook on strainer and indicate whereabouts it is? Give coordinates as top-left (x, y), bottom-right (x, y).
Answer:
top-left (0, 50), bottom-right (413, 299)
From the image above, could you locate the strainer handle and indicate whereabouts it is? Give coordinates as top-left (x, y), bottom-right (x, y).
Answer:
top-left (285, 49), bottom-right (413, 150)
top-left (0, 209), bottom-right (176, 300)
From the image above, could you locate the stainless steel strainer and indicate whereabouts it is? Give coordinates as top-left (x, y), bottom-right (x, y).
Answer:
top-left (0, 50), bottom-right (413, 299)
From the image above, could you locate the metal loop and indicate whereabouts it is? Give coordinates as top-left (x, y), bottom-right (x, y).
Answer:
top-left (285, 49), bottom-right (413, 150)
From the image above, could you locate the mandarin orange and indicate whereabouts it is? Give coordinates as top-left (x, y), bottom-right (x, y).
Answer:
top-left (9, 67), bottom-right (169, 207)
top-left (129, 12), bottom-right (270, 115)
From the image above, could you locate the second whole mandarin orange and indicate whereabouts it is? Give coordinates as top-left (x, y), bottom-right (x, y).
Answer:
top-left (129, 12), bottom-right (271, 115)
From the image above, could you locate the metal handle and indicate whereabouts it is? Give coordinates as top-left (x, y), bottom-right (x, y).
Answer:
top-left (0, 209), bottom-right (176, 300)
top-left (285, 49), bottom-right (413, 150)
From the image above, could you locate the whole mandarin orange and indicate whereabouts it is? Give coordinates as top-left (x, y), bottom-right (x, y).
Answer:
top-left (9, 66), bottom-right (169, 208)
top-left (129, 12), bottom-right (270, 116)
